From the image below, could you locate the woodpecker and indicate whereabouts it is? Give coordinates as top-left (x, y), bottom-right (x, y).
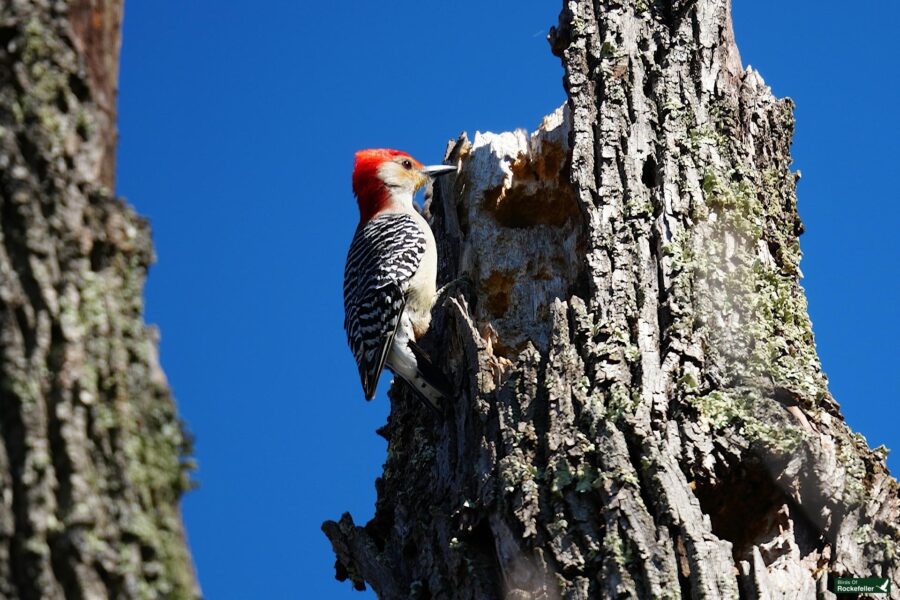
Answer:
top-left (344, 148), bottom-right (456, 410)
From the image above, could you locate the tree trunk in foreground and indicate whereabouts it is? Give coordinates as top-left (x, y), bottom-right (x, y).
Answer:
top-left (324, 0), bottom-right (899, 598)
top-left (0, 1), bottom-right (198, 598)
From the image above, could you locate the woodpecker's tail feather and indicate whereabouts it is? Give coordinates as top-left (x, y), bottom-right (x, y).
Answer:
top-left (400, 373), bottom-right (444, 415)
top-left (388, 341), bottom-right (452, 414)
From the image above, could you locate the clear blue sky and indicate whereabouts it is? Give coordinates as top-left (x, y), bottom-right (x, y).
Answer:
top-left (115, 2), bottom-right (899, 598)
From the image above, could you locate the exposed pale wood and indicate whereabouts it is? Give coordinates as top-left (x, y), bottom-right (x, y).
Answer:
top-left (324, 0), bottom-right (900, 598)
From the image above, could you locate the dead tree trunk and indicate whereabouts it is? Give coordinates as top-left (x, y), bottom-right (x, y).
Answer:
top-left (0, 1), bottom-right (198, 598)
top-left (324, 0), bottom-right (899, 598)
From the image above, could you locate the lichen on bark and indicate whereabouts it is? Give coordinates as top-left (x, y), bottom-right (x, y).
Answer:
top-left (0, 1), bottom-right (198, 598)
top-left (324, 0), bottom-right (899, 598)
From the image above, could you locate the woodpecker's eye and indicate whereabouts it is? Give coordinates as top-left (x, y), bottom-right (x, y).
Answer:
top-left (401, 159), bottom-right (413, 170)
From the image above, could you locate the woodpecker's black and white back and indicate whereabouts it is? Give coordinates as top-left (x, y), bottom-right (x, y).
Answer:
top-left (343, 149), bottom-right (455, 409)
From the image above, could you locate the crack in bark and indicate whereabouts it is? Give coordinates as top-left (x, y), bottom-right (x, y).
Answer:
top-left (0, 1), bottom-right (198, 598)
top-left (325, 0), bottom-right (900, 598)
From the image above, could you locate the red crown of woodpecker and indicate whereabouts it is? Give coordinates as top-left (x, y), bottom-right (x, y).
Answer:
top-left (352, 149), bottom-right (421, 222)
top-left (352, 149), bottom-right (410, 196)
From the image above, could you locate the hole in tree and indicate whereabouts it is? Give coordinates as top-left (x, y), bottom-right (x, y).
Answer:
top-left (693, 458), bottom-right (793, 562)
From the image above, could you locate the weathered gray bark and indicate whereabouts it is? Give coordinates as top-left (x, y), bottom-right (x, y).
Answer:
top-left (0, 1), bottom-right (198, 598)
top-left (324, 0), bottom-right (899, 598)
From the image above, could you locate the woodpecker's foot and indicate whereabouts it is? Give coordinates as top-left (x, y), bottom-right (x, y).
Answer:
top-left (436, 275), bottom-right (475, 305)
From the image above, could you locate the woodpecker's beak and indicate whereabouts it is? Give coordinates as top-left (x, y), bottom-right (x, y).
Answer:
top-left (421, 164), bottom-right (457, 178)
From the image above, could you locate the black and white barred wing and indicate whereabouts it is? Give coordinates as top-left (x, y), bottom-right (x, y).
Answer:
top-left (343, 213), bottom-right (425, 400)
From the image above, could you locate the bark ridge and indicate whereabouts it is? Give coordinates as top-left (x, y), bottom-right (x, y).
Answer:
top-left (324, 1), bottom-right (899, 598)
top-left (0, 1), bottom-right (198, 598)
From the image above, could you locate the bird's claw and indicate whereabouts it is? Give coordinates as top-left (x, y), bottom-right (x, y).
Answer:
top-left (437, 275), bottom-right (475, 304)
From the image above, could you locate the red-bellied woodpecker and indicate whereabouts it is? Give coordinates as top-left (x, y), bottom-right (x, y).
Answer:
top-left (344, 148), bottom-right (456, 410)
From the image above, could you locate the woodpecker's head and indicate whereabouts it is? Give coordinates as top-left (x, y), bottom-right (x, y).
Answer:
top-left (352, 149), bottom-right (456, 222)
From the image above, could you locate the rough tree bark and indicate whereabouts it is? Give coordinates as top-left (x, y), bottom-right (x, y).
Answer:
top-left (0, 1), bottom-right (198, 598)
top-left (324, 0), bottom-right (900, 598)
